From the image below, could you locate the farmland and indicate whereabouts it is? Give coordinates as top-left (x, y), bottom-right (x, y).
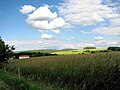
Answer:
top-left (52, 48), bottom-right (106, 55)
top-left (20, 48), bottom-right (107, 55)
top-left (0, 51), bottom-right (120, 90)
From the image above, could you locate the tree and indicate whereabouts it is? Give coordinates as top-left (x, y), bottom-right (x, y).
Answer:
top-left (0, 37), bottom-right (15, 67)
top-left (83, 47), bottom-right (96, 49)
top-left (107, 47), bottom-right (120, 51)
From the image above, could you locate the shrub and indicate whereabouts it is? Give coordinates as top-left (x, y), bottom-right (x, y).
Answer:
top-left (91, 51), bottom-right (96, 53)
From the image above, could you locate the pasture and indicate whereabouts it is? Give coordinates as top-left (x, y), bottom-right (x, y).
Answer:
top-left (1, 51), bottom-right (120, 90)
top-left (52, 48), bottom-right (106, 55)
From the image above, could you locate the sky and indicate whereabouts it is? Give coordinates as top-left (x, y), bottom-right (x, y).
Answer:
top-left (0, 0), bottom-right (120, 51)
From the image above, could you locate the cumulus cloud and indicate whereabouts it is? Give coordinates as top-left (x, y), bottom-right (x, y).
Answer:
top-left (27, 17), bottom-right (66, 30)
top-left (20, 5), bottom-right (66, 33)
top-left (66, 0), bottom-right (120, 36)
top-left (20, 5), bottom-right (36, 14)
top-left (41, 33), bottom-right (53, 39)
top-left (27, 5), bottom-right (57, 20)
top-left (91, 26), bottom-right (120, 36)
top-left (94, 39), bottom-right (120, 48)
top-left (58, 0), bottom-right (119, 26)
top-left (5, 40), bottom-right (43, 51)
top-left (60, 42), bottom-right (95, 49)
top-left (5, 39), bottom-right (63, 51)
top-left (94, 36), bottom-right (104, 41)
top-left (81, 15), bottom-right (120, 36)
top-left (61, 44), bottom-right (76, 49)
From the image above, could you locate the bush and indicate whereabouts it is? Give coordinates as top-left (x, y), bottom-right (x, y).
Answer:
top-left (83, 50), bottom-right (90, 52)
top-left (91, 51), bottom-right (96, 53)
top-left (0, 70), bottom-right (40, 90)
top-left (100, 50), bottom-right (109, 52)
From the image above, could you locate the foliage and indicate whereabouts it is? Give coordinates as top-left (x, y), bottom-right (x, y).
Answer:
top-left (84, 47), bottom-right (96, 49)
top-left (0, 79), bottom-right (7, 90)
top-left (0, 70), bottom-right (41, 90)
top-left (14, 51), bottom-right (57, 59)
top-left (107, 47), bottom-right (120, 51)
top-left (61, 48), bottom-right (78, 51)
top-left (23, 49), bottom-right (60, 53)
top-left (4, 52), bottom-right (120, 90)
top-left (0, 37), bottom-right (15, 64)
top-left (100, 50), bottom-right (110, 52)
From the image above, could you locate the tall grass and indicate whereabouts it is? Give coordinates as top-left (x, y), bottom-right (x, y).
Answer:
top-left (4, 52), bottom-right (120, 90)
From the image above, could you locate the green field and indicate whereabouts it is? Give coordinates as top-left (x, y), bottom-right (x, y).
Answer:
top-left (52, 48), bottom-right (106, 55)
top-left (0, 51), bottom-right (120, 90)
top-left (17, 48), bottom-right (107, 55)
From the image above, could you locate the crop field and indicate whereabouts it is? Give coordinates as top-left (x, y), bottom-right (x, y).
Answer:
top-left (52, 48), bottom-right (106, 55)
top-left (19, 48), bottom-right (107, 55)
top-left (1, 51), bottom-right (120, 90)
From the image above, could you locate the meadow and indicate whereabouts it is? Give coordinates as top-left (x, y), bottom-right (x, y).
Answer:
top-left (1, 51), bottom-right (120, 90)
top-left (19, 48), bottom-right (107, 55)
top-left (52, 48), bottom-right (106, 55)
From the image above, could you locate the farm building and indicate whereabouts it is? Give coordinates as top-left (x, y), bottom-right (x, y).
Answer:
top-left (19, 55), bottom-right (30, 59)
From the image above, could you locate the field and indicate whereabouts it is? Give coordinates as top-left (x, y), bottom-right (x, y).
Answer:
top-left (52, 48), bottom-right (106, 55)
top-left (0, 51), bottom-right (120, 90)
top-left (19, 48), bottom-right (107, 55)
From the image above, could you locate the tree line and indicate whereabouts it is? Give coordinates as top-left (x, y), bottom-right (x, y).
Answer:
top-left (14, 51), bottom-right (57, 59)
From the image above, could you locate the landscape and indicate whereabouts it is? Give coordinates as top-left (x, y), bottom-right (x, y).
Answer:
top-left (0, 0), bottom-right (120, 90)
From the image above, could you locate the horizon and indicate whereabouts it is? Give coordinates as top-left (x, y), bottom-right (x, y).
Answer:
top-left (0, 0), bottom-right (120, 51)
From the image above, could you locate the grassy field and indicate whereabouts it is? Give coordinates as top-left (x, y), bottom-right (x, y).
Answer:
top-left (52, 48), bottom-right (106, 55)
top-left (0, 51), bottom-right (120, 90)
top-left (17, 48), bottom-right (107, 55)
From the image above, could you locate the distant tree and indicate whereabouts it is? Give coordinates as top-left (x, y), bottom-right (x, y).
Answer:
top-left (107, 47), bottom-right (120, 51)
top-left (61, 48), bottom-right (78, 51)
top-left (84, 47), bottom-right (96, 49)
top-left (0, 37), bottom-right (15, 67)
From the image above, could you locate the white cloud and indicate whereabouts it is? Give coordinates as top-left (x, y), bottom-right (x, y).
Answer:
top-left (38, 40), bottom-right (42, 44)
top-left (51, 30), bottom-right (60, 34)
top-left (27, 17), bottom-right (66, 30)
top-left (80, 43), bottom-right (95, 47)
top-left (58, 0), bottom-right (119, 25)
top-left (41, 33), bottom-right (53, 39)
top-left (61, 44), bottom-right (76, 49)
top-left (59, 0), bottom-right (120, 36)
top-left (60, 42), bottom-right (95, 49)
top-left (20, 5), bottom-right (36, 14)
top-left (25, 5), bottom-right (66, 32)
top-left (94, 39), bottom-right (120, 48)
top-left (5, 39), bottom-right (120, 51)
top-left (111, 17), bottom-right (120, 26)
top-left (81, 15), bottom-right (120, 36)
top-left (5, 40), bottom-right (43, 51)
top-left (94, 36), bottom-right (104, 41)
top-left (27, 5), bottom-right (57, 20)
top-left (91, 26), bottom-right (120, 36)
top-left (5, 39), bottom-right (63, 51)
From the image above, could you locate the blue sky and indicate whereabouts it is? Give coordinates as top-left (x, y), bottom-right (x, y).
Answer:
top-left (0, 0), bottom-right (120, 51)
